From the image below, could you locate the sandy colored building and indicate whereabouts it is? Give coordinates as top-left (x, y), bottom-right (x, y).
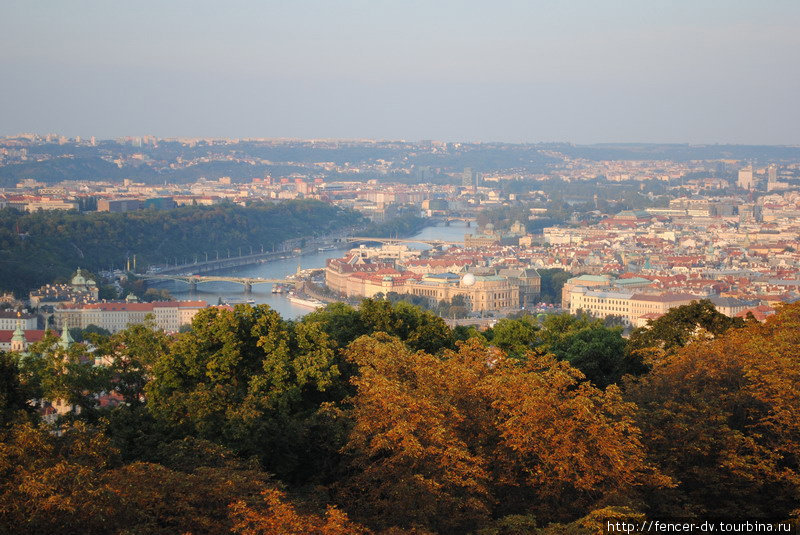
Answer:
top-left (55, 300), bottom-right (206, 333)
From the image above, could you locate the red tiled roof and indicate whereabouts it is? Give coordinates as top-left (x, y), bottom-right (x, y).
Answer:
top-left (62, 301), bottom-right (205, 311)
top-left (0, 330), bottom-right (47, 343)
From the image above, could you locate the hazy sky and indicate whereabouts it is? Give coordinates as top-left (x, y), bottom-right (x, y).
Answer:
top-left (2, 1), bottom-right (799, 144)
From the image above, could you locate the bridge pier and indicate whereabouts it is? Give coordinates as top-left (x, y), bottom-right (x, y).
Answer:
top-left (466, 220), bottom-right (471, 227)
top-left (244, 282), bottom-right (252, 293)
top-left (189, 281), bottom-right (197, 292)
top-left (444, 220), bottom-right (450, 227)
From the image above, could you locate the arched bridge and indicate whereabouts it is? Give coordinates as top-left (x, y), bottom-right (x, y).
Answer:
top-left (345, 237), bottom-right (464, 247)
top-left (433, 216), bottom-right (477, 227)
top-left (141, 274), bottom-right (296, 293)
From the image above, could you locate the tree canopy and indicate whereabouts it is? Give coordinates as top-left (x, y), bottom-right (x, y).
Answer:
top-left (2, 300), bottom-right (800, 533)
top-left (0, 199), bottom-right (363, 295)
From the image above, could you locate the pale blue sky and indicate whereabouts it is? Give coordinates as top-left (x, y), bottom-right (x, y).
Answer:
top-left (2, 1), bottom-right (799, 143)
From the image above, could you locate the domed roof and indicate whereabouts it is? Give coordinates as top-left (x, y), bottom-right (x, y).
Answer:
top-left (71, 268), bottom-right (87, 286)
top-left (461, 273), bottom-right (476, 286)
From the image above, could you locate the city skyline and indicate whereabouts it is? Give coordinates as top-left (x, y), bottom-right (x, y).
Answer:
top-left (2, 1), bottom-right (800, 144)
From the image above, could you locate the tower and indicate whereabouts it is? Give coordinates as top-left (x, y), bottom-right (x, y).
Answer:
top-left (461, 168), bottom-right (480, 188)
top-left (59, 323), bottom-right (74, 351)
top-left (10, 321), bottom-right (26, 352)
top-left (767, 164), bottom-right (778, 191)
top-left (737, 166), bottom-right (754, 190)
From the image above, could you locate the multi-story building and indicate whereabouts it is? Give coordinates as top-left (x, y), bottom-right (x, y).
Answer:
top-left (707, 296), bottom-right (758, 317)
top-left (0, 311), bottom-right (38, 330)
top-left (569, 288), bottom-right (633, 323)
top-left (497, 267), bottom-right (541, 307)
top-left (54, 300), bottom-right (206, 333)
top-left (97, 198), bottom-right (142, 212)
top-left (738, 166), bottom-right (755, 190)
top-left (29, 269), bottom-right (99, 307)
top-left (568, 286), bottom-right (699, 326)
top-left (561, 274), bottom-right (613, 309)
top-left (325, 255), bottom-right (519, 313)
top-left (403, 274), bottom-right (518, 312)
top-left (628, 293), bottom-right (699, 322)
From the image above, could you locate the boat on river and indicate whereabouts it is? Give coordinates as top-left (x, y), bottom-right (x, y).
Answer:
top-left (287, 293), bottom-right (325, 309)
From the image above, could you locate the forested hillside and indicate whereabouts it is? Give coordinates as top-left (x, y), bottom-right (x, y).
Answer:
top-left (1, 299), bottom-right (798, 534)
top-left (0, 200), bottom-right (364, 295)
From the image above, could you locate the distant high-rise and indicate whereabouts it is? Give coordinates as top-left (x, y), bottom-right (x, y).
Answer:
top-left (767, 164), bottom-right (778, 191)
top-left (737, 166), bottom-right (755, 190)
top-left (462, 167), bottom-right (481, 188)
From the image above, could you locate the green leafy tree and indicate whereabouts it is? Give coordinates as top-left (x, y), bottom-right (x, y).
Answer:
top-left (94, 317), bottom-right (171, 405)
top-left (539, 314), bottom-right (642, 388)
top-left (17, 331), bottom-right (107, 414)
top-left (0, 352), bottom-right (35, 428)
top-left (358, 299), bottom-right (455, 354)
top-left (489, 315), bottom-right (540, 358)
top-left (627, 300), bottom-right (745, 357)
top-left (538, 268), bottom-right (574, 303)
top-left (146, 304), bottom-right (343, 481)
top-left (303, 302), bottom-right (368, 350)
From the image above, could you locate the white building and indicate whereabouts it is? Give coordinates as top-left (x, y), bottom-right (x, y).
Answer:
top-left (0, 311), bottom-right (38, 330)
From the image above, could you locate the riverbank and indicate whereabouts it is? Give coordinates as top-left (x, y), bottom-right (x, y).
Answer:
top-left (154, 216), bottom-right (435, 276)
top-left (161, 221), bottom-right (471, 320)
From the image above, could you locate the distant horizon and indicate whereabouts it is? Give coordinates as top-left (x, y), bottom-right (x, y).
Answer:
top-left (3, 1), bottom-right (799, 145)
top-left (4, 133), bottom-right (800, 148)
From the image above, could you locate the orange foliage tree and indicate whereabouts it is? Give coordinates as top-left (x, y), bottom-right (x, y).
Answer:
top-left (230, 488), bottom-right (373, 535)
top-left (627, 302), bottom-right (800, 520)
top-left (336, 334), bottom-right (666, 533)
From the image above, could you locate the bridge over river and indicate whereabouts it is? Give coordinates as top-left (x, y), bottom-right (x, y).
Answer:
top-left (345, 237), bottom-right (464, 247)
top-left (141, 274), bottom-right (296, 293)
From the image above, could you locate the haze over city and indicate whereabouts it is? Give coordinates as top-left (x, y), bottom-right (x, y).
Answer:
top-left (4, 2), bottom-right (800, 534)
top-left (3, 0), bottom-right (800, 144)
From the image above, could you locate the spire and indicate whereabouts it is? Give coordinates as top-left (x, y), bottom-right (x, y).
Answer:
top-left (59, 323), bottom-right (74, 350)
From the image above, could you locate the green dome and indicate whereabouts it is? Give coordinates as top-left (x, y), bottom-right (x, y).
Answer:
top-left (71, 268), bottom-right (87, 286)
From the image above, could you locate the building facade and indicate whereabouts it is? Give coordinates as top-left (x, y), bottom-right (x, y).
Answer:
top-left (54, 300), bottom-right (206, 333)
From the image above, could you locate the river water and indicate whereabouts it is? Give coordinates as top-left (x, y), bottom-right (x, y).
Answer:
top-left (167, 222), bottom-right (471, 319)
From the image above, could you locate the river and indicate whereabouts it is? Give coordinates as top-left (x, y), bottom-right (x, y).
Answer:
top-left (166, 221), bottom-right (472, 319)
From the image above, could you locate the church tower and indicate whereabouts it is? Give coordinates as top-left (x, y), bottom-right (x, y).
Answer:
top-left (59, 323), bottom-right (74, 351)
top-left (10, 321), bottom-right (27, 352)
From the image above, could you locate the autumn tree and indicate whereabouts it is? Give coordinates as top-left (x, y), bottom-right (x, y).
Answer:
top-left (483, 351), bottom-right (667, 521)
top-left (0, 421), bottom-right (275, 535)
top-left (336, 335), bottom-right (664, 532)
top-left (337, 334), bottom-right (492, 533)
top-left (626, 302), bottom-right (800, 520)
top-left (230, 488), bottom-right (372, 535)
top-left (0, 421), bottom-right (118, 534)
